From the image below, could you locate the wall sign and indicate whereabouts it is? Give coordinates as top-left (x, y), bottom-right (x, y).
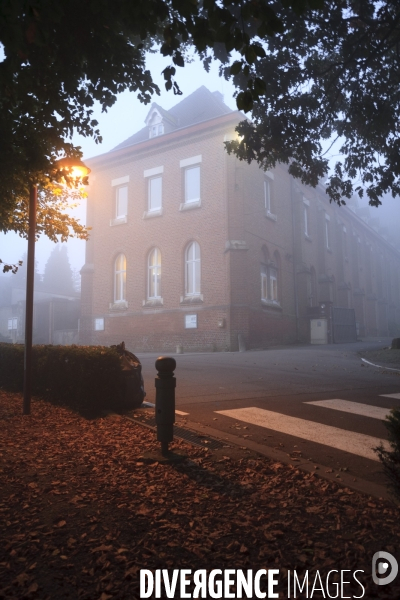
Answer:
top-left (185, 314), bottom-right (197, 329)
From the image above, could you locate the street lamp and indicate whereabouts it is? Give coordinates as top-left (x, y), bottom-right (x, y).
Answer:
top-left (23, 158), bottom-right (91, 415)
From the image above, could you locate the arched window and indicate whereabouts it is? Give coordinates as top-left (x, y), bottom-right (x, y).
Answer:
top-left (114, 254), bottom-right (126, 302)
top-left (185, 242), bottom-right (201, 296)
top-left (271, 251), bottom-right (281, 303)
top-left (148, 248), bottom-right (161, 299)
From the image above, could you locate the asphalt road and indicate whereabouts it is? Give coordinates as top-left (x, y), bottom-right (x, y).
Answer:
top-left (137, 339), bottom-right (400, 487)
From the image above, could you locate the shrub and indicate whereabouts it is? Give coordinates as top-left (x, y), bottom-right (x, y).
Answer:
top-left (0, 343), bottom-right (127, 415)
top-left (375, 408), bottom-right (400, 501)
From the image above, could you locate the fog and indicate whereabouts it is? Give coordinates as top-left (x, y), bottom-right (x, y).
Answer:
top-left (1, 51), bottom-right (399, 298)
top-left (0, 55), bottom-right (236, 277)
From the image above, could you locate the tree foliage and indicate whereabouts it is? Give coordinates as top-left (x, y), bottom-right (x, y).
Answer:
top-left (0, 1), bottom-right (318, 230)
top-left (3, 0), bottom-right (399, 272)
top-left (1, 0), bottom-right (321, 270)
top-left (224, 0), bottom-right (400, 207)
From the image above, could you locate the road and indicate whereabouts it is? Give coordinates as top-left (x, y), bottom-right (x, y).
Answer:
top-left (137, 340), bottom-right (400, 487)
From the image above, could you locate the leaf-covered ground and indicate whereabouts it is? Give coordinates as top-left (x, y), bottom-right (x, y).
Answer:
top-left (0, 391), bottom-right (399, 600)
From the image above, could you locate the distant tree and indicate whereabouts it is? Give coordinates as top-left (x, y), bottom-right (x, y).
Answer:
top-left (0, 253), bottom-right (42, 305)
top-left (71, 269), bottom-right (81, 293)
top-left (7, 252), bottom-right (42, 289)
top-left (42, 246), bottom-right (75, 296)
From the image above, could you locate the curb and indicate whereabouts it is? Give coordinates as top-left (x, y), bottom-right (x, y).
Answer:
top-left (122, 408), bottom-right (394, 504)
top-left (361, 358), bottom-right (400, 373)
top-left (180, 418), bottom-right (392, 503)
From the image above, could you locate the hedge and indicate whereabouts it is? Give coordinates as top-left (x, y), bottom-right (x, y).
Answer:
top-left (0, 343), bottom-right (126, 414)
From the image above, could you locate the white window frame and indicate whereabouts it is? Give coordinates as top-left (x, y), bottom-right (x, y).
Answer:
top-left (261, 264), bottom-right (268, 301)
top-left (261, 263), bottom-right (279, 305)
top-left (269, 266), bottom-right (278, 303)
top-left (185, 241), bottom-right (201, 296)
top-left (148, 176), bottom-right (162, 213)
top-left (143, 166), bottom-right (164, 218)
top-left (264, 179), bottom-right (271, 213)
top-left (110, 176), bottom-right (129, 225)
top-left (8, 317), bottom-right (18, 330)
top-left (148, 248), bottom-right (162, 299)
top-left (180, 156), bottom-right (202, 210)
top-left (264, 172), bottom-right (276, 220)
top-left (115, 185), bottom-right (128, 219)
top-left (184, 165), bottom-right (201, 204)
top-left (325, 215), bottom-right (331, 250)
top-left (114, 254), bottom-right (127, 303)
top-left (149, 122), bottom-right (164, 138)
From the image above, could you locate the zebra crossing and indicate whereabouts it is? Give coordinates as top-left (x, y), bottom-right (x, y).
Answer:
top-left (215, 395), bottom-right (400, 462)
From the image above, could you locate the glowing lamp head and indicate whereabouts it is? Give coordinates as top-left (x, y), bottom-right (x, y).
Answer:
top-left (56, 157), bottom-right (91, 179)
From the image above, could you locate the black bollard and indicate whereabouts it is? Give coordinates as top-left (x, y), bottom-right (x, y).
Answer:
top-left (155, 356), bottom-right (176, 456)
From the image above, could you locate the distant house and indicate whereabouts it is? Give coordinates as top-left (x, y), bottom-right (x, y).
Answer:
top-left (80, 86), bottom-right (400, 351)
top-left (0, 283), bottom-right (80, 345)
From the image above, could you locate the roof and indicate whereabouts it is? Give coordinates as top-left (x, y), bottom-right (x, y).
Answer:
top-left (112, 86), bottom-right (234, 151)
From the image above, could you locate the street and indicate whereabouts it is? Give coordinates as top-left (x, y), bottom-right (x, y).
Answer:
top-left (137, 340), bottom-right (400, 487)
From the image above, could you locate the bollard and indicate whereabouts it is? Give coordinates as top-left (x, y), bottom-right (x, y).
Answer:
top-left (155, 356), bottom-right (176, 456)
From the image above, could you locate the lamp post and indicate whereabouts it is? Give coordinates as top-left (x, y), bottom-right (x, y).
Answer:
top-left (23, 158), bottom-right (90, 415)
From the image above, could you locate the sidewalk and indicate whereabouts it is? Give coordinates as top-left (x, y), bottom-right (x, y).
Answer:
top-left (1, 390), bottom-right (399, 599)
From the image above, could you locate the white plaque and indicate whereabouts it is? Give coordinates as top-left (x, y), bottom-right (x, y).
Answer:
top-left (185, 314), bottom-right (197, 329)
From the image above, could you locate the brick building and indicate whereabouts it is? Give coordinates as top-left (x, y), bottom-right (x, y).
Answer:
top-left (80, 86), bottom-right (400, 351)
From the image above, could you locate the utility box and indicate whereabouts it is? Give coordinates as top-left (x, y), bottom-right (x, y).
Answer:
top-left (310, 318), bottom-right (328, 344)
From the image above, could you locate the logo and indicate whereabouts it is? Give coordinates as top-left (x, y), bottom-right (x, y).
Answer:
top-left (372, 552), bottom-right (398, 586)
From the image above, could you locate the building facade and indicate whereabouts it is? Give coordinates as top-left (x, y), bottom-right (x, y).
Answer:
top-left (80, 87), bottom-right (400, 351)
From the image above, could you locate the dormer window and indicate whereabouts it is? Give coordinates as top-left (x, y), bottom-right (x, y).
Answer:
top-left (146, 105), bottom-right (165, 139)
top-left (150, 123), bottom-right (164, 138)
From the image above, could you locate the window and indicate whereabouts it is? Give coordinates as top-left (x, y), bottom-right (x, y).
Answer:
top-left (185, 242), bottom-right (201, 296)
top-left (148, 176), bottom-right (162, 212)
top-left (185, 166), bottom-right (200, 204)
top-left (264, 179), bottom-right (271, 213)
top-left (261, 264), bottom-right (279, 303)
top-left (261, 264), bottom-right (268, 301)
top-left (148, 248), bottom-right (161, 299)
top-left (325, 215), bottom-right (331, 250)
top-left (264, 173), bottom-right (276, 220)
top-left (114, 254), bottom-right (126, 302)
top-left (8, 317), bottom-right (17, 330)
top-left (304, 205), bottom-right (309, 236)
top-left (180, 156), bottom-right (202, 210)
top-left (270, 266), bottom-right (278, 302)
top-left (94, 318), bottom-right (104, 331)
top-left (261, 251), bottom-right (280, 305)
top-left (110, 176), bottom-right (129, 225)
top-left (150, 123), bottom-right (164, 138)
top-left (116, 186), bottom-right (128, 219)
